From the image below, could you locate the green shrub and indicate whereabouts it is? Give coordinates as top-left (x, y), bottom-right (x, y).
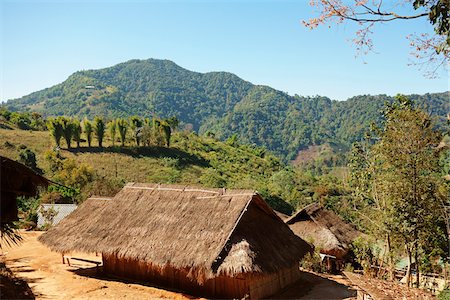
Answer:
top-left (439, 288), bottom-right (450, 300)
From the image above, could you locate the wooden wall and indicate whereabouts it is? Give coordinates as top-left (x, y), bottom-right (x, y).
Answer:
top-left (102, 254), bottom-right (301, 299)
top-left (248, 264), bottom-right (301, 299)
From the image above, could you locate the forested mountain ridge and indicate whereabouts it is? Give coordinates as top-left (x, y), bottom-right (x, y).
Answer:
top-left (4, 58), bottom-right (449, 160)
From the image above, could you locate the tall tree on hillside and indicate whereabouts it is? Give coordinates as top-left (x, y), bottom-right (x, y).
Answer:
top-left (93, 117), bottom-right (105, 148)
top-left (72, 119), bottom-right (82, 148)
top-left (60, 117), bottom-right (75, 149)
top-left (161, 122), bottom-right (172, 147)
top-left (117, 118), bottom-right (128, 147)
top-left (47, 118), bottom-right (64, 148)
top-left (166, 116), bottom-right (179, 131)
top-left (352, 95), bottom-right (448, 286)
top-left (108, 119), bottom-right (117, 146)
top-left (83, 119), bottom-right (93, 148)
top-left (130, 116), bottom-right (143, 146)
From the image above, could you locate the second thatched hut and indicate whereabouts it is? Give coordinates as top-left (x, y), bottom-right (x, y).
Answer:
top-left (39, 183), bottom-right (312, 299)
top-left (286, 202), bottom-right (361, 270)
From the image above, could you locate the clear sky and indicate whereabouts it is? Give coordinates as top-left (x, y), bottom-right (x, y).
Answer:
top-left (1, 0), bottom-right (448, 102)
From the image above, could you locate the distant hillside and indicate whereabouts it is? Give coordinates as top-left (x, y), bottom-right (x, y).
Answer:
top-left (5, 58), bottom-right (449, 160)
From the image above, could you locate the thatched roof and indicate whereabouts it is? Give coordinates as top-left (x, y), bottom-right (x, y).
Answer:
top-left (286, 202), bottom-right (361, 259)
top-left (39, 183), bottom-right (312, 281)
top-left (1, 155), bottom-right (50, 224)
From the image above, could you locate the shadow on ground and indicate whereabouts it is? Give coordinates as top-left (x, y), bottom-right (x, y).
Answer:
top-left (270, 271), bottom-right (356, 299)
top-left (71, 266), bottom-right (197, 299)
top-left (67, 146), bottom-right (210, 169)
top-left (73, 267), bottom-right (355, 300)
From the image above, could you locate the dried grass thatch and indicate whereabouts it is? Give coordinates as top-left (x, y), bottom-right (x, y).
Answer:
top-left (1, 155), bottom-right (50, 224)
top-left (39, 183), bottom-right (311, 282)
top-left (286, 202), bottom-right (361, 259)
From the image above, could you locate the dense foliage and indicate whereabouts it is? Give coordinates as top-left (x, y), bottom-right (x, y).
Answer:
top-left (4, 59), bottom-right (448, 160)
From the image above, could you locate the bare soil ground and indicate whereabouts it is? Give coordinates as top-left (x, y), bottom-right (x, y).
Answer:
top-left (3, 231), bottom-right (357, 299)
top-left (2, 232), bottom-right (195, 300)
top-left (344, 272), bottom-right (436, 300)
top-left (271, 271), bottom-right (356, 299)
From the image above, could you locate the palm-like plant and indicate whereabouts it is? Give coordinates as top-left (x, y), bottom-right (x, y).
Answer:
top-left (108, 119), bottom-right (117, 146)
top-left (47, 118), bottom-right (63, 147)
top-left (72, 119), bottom-right (82, 148)
top-left (117, 118), bottom-right (128, 147)
top-left (83, 119), bottom-right (93, 147)
top-left (94, 117), bottom-right (105, 148)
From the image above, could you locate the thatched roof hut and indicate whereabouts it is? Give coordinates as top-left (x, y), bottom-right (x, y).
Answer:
top-left (39, 183), bottom-right (312, 299)
top-left (1, 155), bottom-right (50, 225)
top-left (286, 202), bottom-right (361, 260)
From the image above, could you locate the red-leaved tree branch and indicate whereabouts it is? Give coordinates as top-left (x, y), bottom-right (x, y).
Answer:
top-left (304, 0), bottom-right (449, 76)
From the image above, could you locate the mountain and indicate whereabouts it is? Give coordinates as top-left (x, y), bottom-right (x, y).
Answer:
top-left (4, 58), bottom-right (449, 160)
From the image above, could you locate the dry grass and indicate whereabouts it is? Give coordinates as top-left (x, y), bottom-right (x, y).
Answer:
top-left (0, 128), bottom-right (203, 184)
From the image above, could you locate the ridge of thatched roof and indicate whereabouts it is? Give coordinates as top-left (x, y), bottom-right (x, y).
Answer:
top-left (286, 202), bottom-right (360, 258)
top-left (39, 183), bottom-right (311, 281)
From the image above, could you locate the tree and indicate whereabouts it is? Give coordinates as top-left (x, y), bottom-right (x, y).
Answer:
top-left (18, 147), bottom-right (43, 175)
top-left (166, 116), bottom-right (179, 131)
top-left (305, 0), bottom-right (449, 75)
top-left (93, 117), bottom-right (105, 148)
top-left (108, 119), bottom-right (117, 146)
top-left (72, 119), bottom-right (82, 148)
top-left (161, 122), bottom-right (172, 147)
top-left (83, 119), bottom-right (93, 147)
top-left (47, 118), bottom-right (63, 147)
top-left (351, 95), bottom-right (448, 286)
top-left (117, 118), bottom-right (128, 147)
top-left (60, 117), bottom-right (74, 149)
top-left (130, 116), bottom-right (143, 146)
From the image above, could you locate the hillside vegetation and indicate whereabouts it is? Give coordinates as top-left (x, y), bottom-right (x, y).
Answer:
top-left (5, 58), bottom-right (448, 160)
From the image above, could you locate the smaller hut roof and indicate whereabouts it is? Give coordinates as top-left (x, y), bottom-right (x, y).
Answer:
top-left (39, 184), bottom-right (312, 282)
top-left (1, 156), bottom-right (51, 224)
top-left (286, 203), bottom-right (361, 259)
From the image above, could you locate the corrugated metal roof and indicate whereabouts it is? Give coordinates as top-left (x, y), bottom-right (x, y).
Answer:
top-left (37, 204), bottom-right (77, 227)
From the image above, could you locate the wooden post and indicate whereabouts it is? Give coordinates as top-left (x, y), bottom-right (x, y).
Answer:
top-left (62, 253), bottom-right (65, 264)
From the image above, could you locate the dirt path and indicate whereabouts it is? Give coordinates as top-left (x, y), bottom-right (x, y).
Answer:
top-left (3, 231), bottom-right (357, 299)
top-left (271, 271), bottom-right (356, 299)
top-left (2, 232), bottom-right (195, 299)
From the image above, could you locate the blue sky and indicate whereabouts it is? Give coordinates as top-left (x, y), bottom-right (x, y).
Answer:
top-left (1, 0), bottom-right (448, 101)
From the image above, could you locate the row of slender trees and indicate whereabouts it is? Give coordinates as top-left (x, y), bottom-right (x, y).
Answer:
top-left (47, 115), bottom-right (179, 149)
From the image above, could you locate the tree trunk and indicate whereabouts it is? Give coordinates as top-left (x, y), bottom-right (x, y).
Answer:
top-left (406, 245), bottom-right (412, 288)
top-left (387, 233), bottom-right (394, 281)
top-left (414, 244), bottom-right (419, 288)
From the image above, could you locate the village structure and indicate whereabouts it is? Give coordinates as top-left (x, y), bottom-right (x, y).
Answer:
top-left (286, 202), bottom-right (362, 272)
top-left (39, 183), bottom-right (313, 299)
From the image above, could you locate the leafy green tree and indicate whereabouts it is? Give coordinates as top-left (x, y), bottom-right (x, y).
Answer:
top-left (117, 118), bottom-right (128, 147)
top-left (18, 147), bottom-right (43, 175)
top-left (130, 116), bottom-right (143, 146)
top-left (161, 122), bottom-right (171, 147)
top-left (72, 119), bottom-right (82, 148)
top-left (83, 119), bottom-right (93, 147)
top-left (352, 95), bottom-right (448, 286)
top-left (10, 112), bottom-right (31, 130)
top-left (93, 117), bottom-right (105, 148)
top-left (108, 119), bottom-right (117, 146)
top-left (60, 117), bottom-right (74, 149)
top-left (166, 116), bottom-right (179, 131)
top-left (47, 118), bottom-right (64, 147)
top-left (30, 112), bottom-right (46, 130)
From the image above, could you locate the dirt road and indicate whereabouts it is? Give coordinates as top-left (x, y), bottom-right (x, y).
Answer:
top-left (3, 232), bottom-right (193, 299)
top-left (3, 231), bottom-right (356, 299)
